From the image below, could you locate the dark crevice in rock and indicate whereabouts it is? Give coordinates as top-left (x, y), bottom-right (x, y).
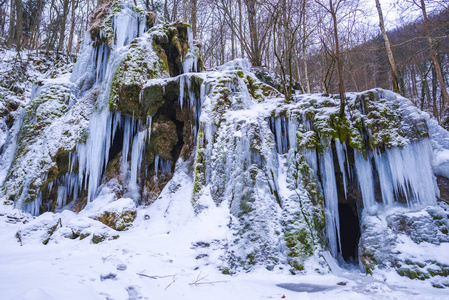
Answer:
top-left (109, 118), bottom-right (126, 164)
top-left (171, 118), bottom-right (185, 167)
top-left (161, 42), bottom-right (181, 77)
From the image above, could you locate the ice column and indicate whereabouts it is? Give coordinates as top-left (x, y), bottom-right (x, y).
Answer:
top-left (354, 151), bottom-right (376, 210)
top-left (373, 150), bottom-right (395, 206)
top-left (385, 140), bottom-right (436, 207)
top-left (334, 139), bottom-right (348, 199)
top-left (320, 147), bottom-right (341, 257)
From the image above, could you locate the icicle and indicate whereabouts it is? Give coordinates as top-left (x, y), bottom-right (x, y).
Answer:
top-left (160, 159), bottom-right (171, 175)
top-left (354, 151), bottom-right (376, 210)
top-left (271, 116), bottom-right (289, 154)
top-left (128, 117), bottom-right (152, 201)
top-left (113, 3), bottom-right (146, 49)
top-left (273, 117), bottom-right (281, 153)
top-left (146, 116), bottom-right (152, 140)
top-left (334, 139), bottom-right (348, 199)
top-left (373, 149), bottom-right (395, 206)
top-left (385, 140), bottom-right (436, 207)
top-left (303, 149), bottom-right (318, 175)
top-left (181, 27), bottom-right (198, 73)
top-left (345, 143), bottom-right (352, 180)
top-left (128, 128), bottom-right (146, 199)
top-left (121, 116), bottom-right (133, 178)
top-left (301, 111), bottom-right (312, 131)
top-left (188, 26), bottom-right (194, 48)
top-left (74, 45), bottom-right (129, 202)
top-left (287, 116), bottom-right (298, 152)
top-left (48, 181), bottom-right (54, 193)
top-left (25, 191), bottom-right (42, 216)
top-left (179, 76), bottom-right (185, 110)
top-left (57, 185), bottom-right (68, 208)
top-left (187, 75), bottom-right (194, 109)
top-left (320, 147), bottom-right (341, 257)
top-left (71, 33), bottom-right (94, 84)
top-left (154, 155), bottom-right (160, 182)
top-left (96, 43), bottom-right (105, 82)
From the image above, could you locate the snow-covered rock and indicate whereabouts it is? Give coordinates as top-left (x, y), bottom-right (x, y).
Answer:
top-left (15, 212), bottom-right (61, 245)
top-left (360, 205), bottom-right (449, 287)
top-left (56, 216), bottom-right (120, 244)
top-left (90, 198), bottom-right (137, 231)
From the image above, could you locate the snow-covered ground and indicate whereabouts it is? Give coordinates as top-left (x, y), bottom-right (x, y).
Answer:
top-left (1, 168), bottom-right (447, 300)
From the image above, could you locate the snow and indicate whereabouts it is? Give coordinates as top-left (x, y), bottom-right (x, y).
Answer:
top-left (90, 198), bottom-right (136, 217)
top-left (394, 235), bottom-right (449, 266)
top-left (1, 179), bottom-right (448, 299)
top-left (216, 58), bottom-right (252, 73)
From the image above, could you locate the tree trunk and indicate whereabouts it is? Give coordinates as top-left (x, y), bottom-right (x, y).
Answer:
top-left (182, 0), bottom-right (188, 22)
top-left (375, 0), bottom-right (400, 94)
top-left (8, 0), bottom-right (15, 47)
top-left (237, 0), bottom-right (244, 58)
top-left (301, 2), bottom-right (310, 93)
top-left (57, 0), bottom-right (69, 57)
top-left (15, 0), bottom-right (23, 53)
top-left (432, 64), bottom-right (439, 119)
top-left (244, 0), bottom-right (261, 66)
top-left (329, 0), bottom-right (345, 116)
top-left (420, 0), bottom-right (449, 112)
top-left (164, 0), bottom-right (169, 20)
top-left (191, 0), bottom-right (197, 39)
top-left (172, 0), bottom-right (178, 21)
top-left (66, 0), bottom-right (78, 60)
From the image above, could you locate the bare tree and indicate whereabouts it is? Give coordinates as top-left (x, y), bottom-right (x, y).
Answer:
top-left (417, 0), bottom-right (449, 118)
top-left (8, 0), bottom-right (16, 47)
top-left (67, 0), bottom-right (80, 60)
top-left (375, 0), bottom-right (401, 94)
top-left (316, 0), bottom-right (348, 116)
top-left (15, 0), bottom-right (23, 53)
top-left (192, 0), bottom-right (197, 39)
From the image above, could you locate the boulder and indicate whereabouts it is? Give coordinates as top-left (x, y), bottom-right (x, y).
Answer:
top-left (15, 212), bottom-right (61, 245)
top-left (60, 216), bottom-right (120, 244)
top-left (90, 198), bottom-right (137, 231)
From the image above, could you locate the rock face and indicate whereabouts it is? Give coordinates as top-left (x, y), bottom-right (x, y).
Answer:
top-left (2, 0), bottom-right (449, 282)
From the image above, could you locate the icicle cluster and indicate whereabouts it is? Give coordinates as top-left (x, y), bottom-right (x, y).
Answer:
top-left (268, 91), bottom-right (438, 257)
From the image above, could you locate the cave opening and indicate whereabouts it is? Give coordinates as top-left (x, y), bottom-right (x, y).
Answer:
top-left (338, 202), bottom-right (361, 263)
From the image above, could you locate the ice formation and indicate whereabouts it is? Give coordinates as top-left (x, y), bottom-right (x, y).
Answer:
top-left (320, 146), bottom-right (342, 257)
top-left (267, 91), bottom-right (439, 257)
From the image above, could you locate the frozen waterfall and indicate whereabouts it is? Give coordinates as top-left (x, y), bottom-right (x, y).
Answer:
top-left (269, 110), bottom-right (438, 258)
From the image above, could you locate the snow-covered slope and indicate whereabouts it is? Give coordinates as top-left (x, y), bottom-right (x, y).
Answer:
top-left (1, 0), bottom-right (449, 298)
